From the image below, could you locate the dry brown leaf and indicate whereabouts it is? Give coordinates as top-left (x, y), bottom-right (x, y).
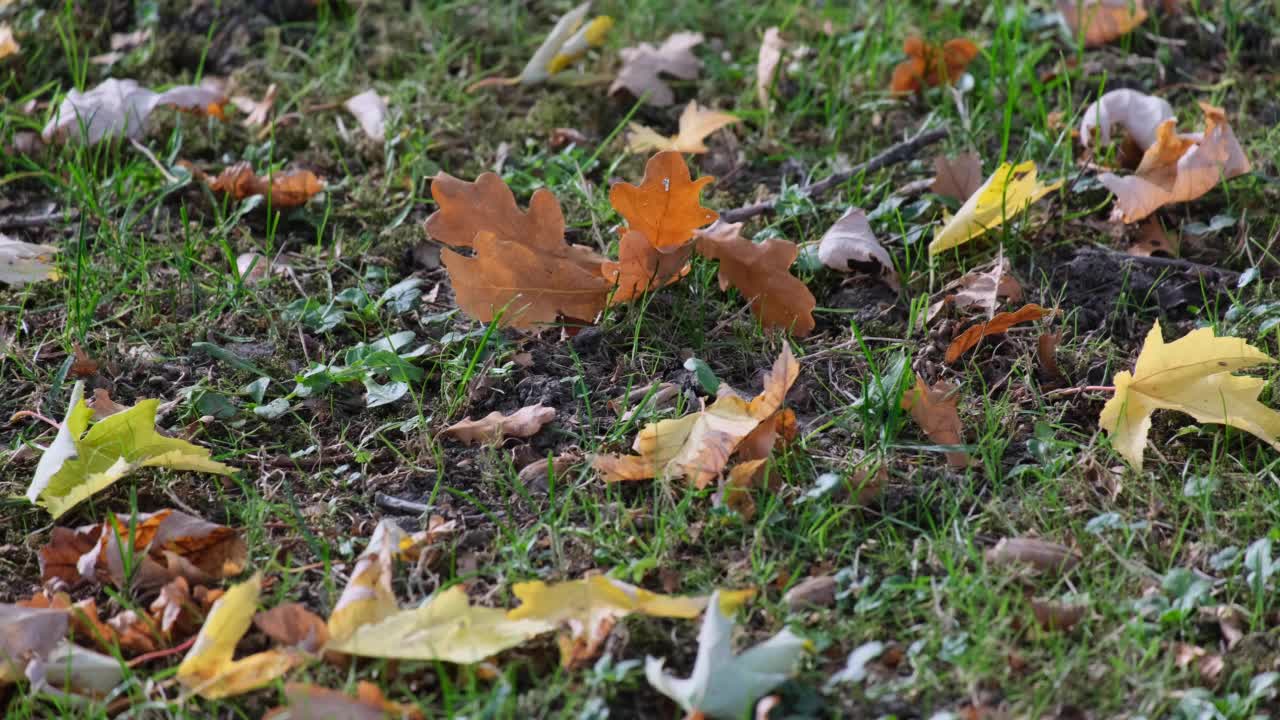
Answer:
top-left (149, 577), bottom-right (199, 637)
top-left (626, 101), bottom-right (740, 154)
top-left (890, 37), bottom-right (979, 94)
top-left (0, 604), bottom-right (68, 683)
top-left (816, 209), bottom-right (899, 291)
top-left (186, 162), bottom-right (324, 209)
top-left (931, 153), bottom-right (984, 202)
top-left (1037, 332), bottom-right (1064, 380)
top-left (517, 453), bottom-right (581, 490)
top-left (901, 376), bottom-right (970, 468)
top-left (42, 78), bottom-right (226, 145)
top-left (1173, 643), bottom-right (1224, 682)
top-left (783, 575), bottom-right (837, 610)
top-left (426, 172), bottom-right (611, 328)
top-left (756, 27), bottom-right (786, 107)
top-left (0, 23), bottom-right (19, 60)
top-left (439, 404), bottom-right (555, 445)
top-left (1030, 599), bottom-right (1086, 631)
top-left (231, 83), bottom-right (277, 128)
top-left (265, 681), bottom-right (425, 720)
top-left (610, 150), bottom-right (718, 251)
top-left (610, 32), bottom-right (703, 107)
top-left (1079, 89), bottom-right (1173, 151)
top-left (601, 230), bottom-right (693, 303)
top-left (927, 253), bottom-right (1023, 321)
top-left (1059, 0), bottom-right (1148, 47)
top-left (70, 346), bottom-right (99, 379)
top-left (254, 603), bottom-right (329, 654)
top-left (1100, 102), bottom-right (1251, 223)
top-left (694, 221), bottom-right (817, 336)
top-left (718, 458), bottom-right (769, 520)
top-left (985, 537), bottom-right (1080, 574)
top-left (945, 304), bottom-right (1052, 364)
top-left (1130, 218), bottom-right (1180, 256)
top-left (344, 90), bottom-right (388, 143)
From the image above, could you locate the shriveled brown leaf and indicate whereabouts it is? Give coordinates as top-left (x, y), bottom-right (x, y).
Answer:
top-left (186, 162), bottom-right (324, 209)
top-left (610, 32), bottom-right (703, 107)
top-left (1173, 643), bottom-right (1224, 682)
top-left (601, 230), bottom-right (693, 303)
top-left (1030, 598), bottom-right (1086, 631)
top-left (626, 101), bottom-right (740, 154)
top-left (986, 537), bottom-right (1080, 574)
top-left (0, 23), bottom-right (19, 60)
top-left (1130, 218), bottom-right (1180, 257)
top-left (0, 604), bottom-right (68, 683)
top-left (736, 408), bottom-right (796, 462)
top-left (1080, 89), bottom-right (1173, 151)
top-left (783, 575), bottom-right (837, 610)
top-left (440, 404), bottom-right (555, 445)
top-left (816, 209), bottom-right (899, 291)
top-left (610, 150), bottom-right (718, 251)
top-left (694, 221), bottom-right (817, 336)
top-left (149, 577), bottom-right (199, 638)
top-left (945, 304), bottom-right (1053, 364)
top-left (901, 376), bottom-right (971, 468)
top-left (517, 453), bottom-right (581, 490)
top-left (266, 681), bottom-right (425, 720)
top-left (42, 78), bottom-right (227, 145)
top-left (69, 345), bottom-right (98, 379)
top-left (254, 603), bottom-right (328, 654)
top-left (717, 458), bottom-right (769, 520)
top-left (890, 36), bottom-right (979, 93)
top-left (1037, 332), bottom-right (1064, 381)
top-left (84, 388), bottom-right (128, 421)
top-left (927, 254), bottom-right (1023, 321)
top-left (231, 83), bottom-right (277, 128)
top-left (426, 172), bottom-right (610, 328)
top-left (931, 153), bottom-right (984, 202)
top-left (756, 27), bottom-right (786, 107)
top-left (1059, 0), bottom-right (1148, 47)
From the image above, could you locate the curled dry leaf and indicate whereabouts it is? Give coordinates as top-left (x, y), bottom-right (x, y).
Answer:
top-left (1099, 320), bottom-right (1280, 468)
top-left (695, 221), bottom-right (817, 336)
top-left (626, 101), bottom-right (740, 155)
top-left (231, 83), bottom-right (277, 128)
top-left (1130, 218), bottom-right (1179, 257)
top-left (440, 404), bottom-right (556, 445)
top-left (42, 78), bottom-right (226, 145)
top-left (1058, 0), bottom-right (1148, 47)
top-left (945, 303), bottom-right (1054, 364)
top-left (426, 172), bottom-right (610, 328)
top-left (816, 209), bottom-right (899, 291)
top-left (931, 153), bottom-right (984, 202)
top-left (610, 32), bottom-right (703, 107)
top-left (517, 453), bottom-right (581, 490)
top-left (0, 23), bottom-right (18, 60)
top-left (1099, 103), bottom-right (1251, 223)
top-left (756, 27), bottom-right (786, 107)
top-left (927, 252), bottom-right (1023, 322)
top-left (344, 89), bottom-right (388, 143)
top-left (783, 575), bottom-right (837, 610)
top-left (470, 2), bottom-right (612, 89)
top-left (986, 537), bottom-right (1081, 574)
top-left (1037, 332), bottom-right (1064, 380)
top-left (930, 162), bottom-right (1062, 256)
top-left (901, 375), bottom-right (970, 468)
top-left (266, 681), bottom-right (425, 720)
top-left (1079, 89), bottom-right (1174, 151)
top-left (254, 603), bottom-right (329, 654)
top-left (186, 162), bottom-right (325, 209)
top-left (0, 604), bottom-right (68, 683)
top-left (890, 36), bottom-right (979, 94)
top-left (610, 150), bottom-right (718, 251)
top-left (1030, 598), bottom-right (1087, 631)
top-left (0, 232), bottom-right (60, 285)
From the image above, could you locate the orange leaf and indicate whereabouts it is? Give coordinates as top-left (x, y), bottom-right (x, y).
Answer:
top-left (694, 221), bottom-right (816, 336)
top-left (901, 376), bottom-right (971, 468)
top-left (187, 162), bottom-right (324, 209)
top-left (439, 404), bottom-right (556, 445)
top-left (1058, 0), bottom-right (1148, 47)
top-left (601, 229), bottom-right (693, 304)
top-left (610, 151), bottom-right (718, 251)
top-left (890, 36), bottom-right (978, 93)
top-left (254, 603), bottom-right (329, 654)
top-left (945, 304), bottom-right (1053, 364)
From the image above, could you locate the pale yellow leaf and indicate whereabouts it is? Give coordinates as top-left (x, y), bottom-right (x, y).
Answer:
top-left (326, 520), bottom-right (405, 643)
top-left (929, 161), bottom-right (1061, 256)
top-left (626, 101), bottom-right (739, 154)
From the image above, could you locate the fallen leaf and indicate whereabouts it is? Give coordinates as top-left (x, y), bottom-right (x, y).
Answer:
top-left (927, 252), bottom-right (1023, 321)
top-left (150, 577), bottom-right (198, 637)
top-left (232, 83), bottom-right (277, 128)
top-left (945, 304), bottom-right (1053, 363)
top-left (186, 162), bottom-right (325, 209)
top-left (901, 375), bottom-right (970, 468)
top-left (266, 681), bottom-right (424, 720)
top-left (255, 603), bottom-right (329, 654)
top-left (626, 101), bottom-right (740, 154)
top-left (1030, 598), bottom-right (1086, 631)
top-left (1173, 642), bottom-right (1224, 682)
top-left (1079, 89), bottom-right (1174, 151)
top-left (756, 27), bottom-right (786, 107)
top-left (929, 162), bottom-right (1062, 256)
top-left (986, 537), bottom-right (1080, 574)
top-left (517, 453), bottom-right (581, 490)
top-left (1059, 0), bottom-right (1148, 47)
top-left (0, 232), bottom-right (60, 285)
top-left (69, 346), bottom-right (98, 379)
top-left (235, 251), bottom-right (288, 285)
top-left (1099, 103), bottom-right (1251, 223)
top-left (610, 150), bottom-right (718, 251)
top-left (327, 520), bottom-right (405, 643)
top-left (890, 36), bottom-right (979, 94)
top-left (344, 90), bottom-right (388, 143)
top-left (470, 2), bottom-right (612, 89)
top-left (931, 153), bottom-right (984, 202)
top-left (694, 221), bottom-right (817, 336)
top-left (610, 32), bottom-right (703, 107)
top-left (440, 404), bottom-right (555, 445)
top-left (594, 345), bottom-right (799, 487)
top-left (1099, 320), bottom-right (1280, 468)
top-left (783, 575), bottom-right (837, 610)
top-left (425, 172), bottom-right (611, 328)
top-left (601, 230), bottom-right (694, 303)
top-left (1130, 218), bottom-right (1180, 257)
top-left (1037, 332), bottom-right (1064, 380)
top-left (816, 208), bottom-right (899, 290)
top-left (717, 458), bottom-right (769, 520)
top-left (177, 573), bottom-right (304, 699)
top-left (0, 604), bottom-right (67, 684)
top-left (26, 381), bottom-right (234, 519)
top-left (0, 23), bottom-right (18, 60)
top-left (42, 78), bottom-right (226, 145)
top-left (645, 591), bottom-right (807, 720)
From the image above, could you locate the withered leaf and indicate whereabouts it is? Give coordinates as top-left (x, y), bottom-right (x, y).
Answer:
top-left (816, 209), bottom-right (899, 290)
top-left (945, 304), bottom-right (1053, 364)
top-left (187, 162), bottom-right (324, 209)
top-left (756, 27), bottom-right (786, 107)
top-left (626, 101), bottom-right (740, 155)
top-left (927, 253), bottom-right (1023, 321)
top-left (1058, 0), bottom-right (1148, 47)
top-left (986, 537), bottom-right (1080, 574)
top-left (611, 151), bottom-right (718, 251)
top-left (890, 37), bottom-right (979, 94)
top-left (439, 404), bottom-right (555, 445)
top-left (601, 230), bottom-right (693, 303)
top-left (694, 221), bottom-right (817, 336)
top-left (254, 603), bottom-right (329, 654)
top-left (931, 153), bottom-right (984, 202)
top-left (42, 78), bottom-right (227, 145)
top-left (610, 32), bottom-right (703, 107)
top-left (1130, 218), bottom-right (1179, 257)
top-left (266, 682), bottom-right (425, 720)
top-left (901, 375), bottom-right (970, 468)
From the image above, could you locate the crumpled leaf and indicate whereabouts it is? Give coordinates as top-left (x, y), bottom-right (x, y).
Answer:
top-left (439, 404), bottom-right (555, 445)
top-left (327, 520), bottom-right (405, 643)
top-left (0, 23), bottom-right (18, 60)
top-left (425, 172), bottom-right (610, 328)
top-left (265, 681), bottom-right (424, 720)
top-left (42, 78), bottom-right (226, 145)
top-left (594, 345), bottom-right (799, 488)
top-left (325, 586), bottom-right (553, 664)
top-left (0, 604), bottom-right (67, 684)
top-left (610, 150), bottom-right (718, 251)
top-left (344, 90), bottom-right (388, 143)
top-left (1059, 0), bottom-right (1148, 47)
top-left (1130, 218), bottom-right (1179, 257)
top-left (931, 153), bottom-right (984, 202)
top-left (816, 208), bottom-right (899, 290)
top-left (1, 232), bottom-right (60, 286)
top-left (610, 32), bottom-right (703, 107)
top-left (694, 221), bottom-right (817, 336)
top-left (255, 603), bottom-right (329, 655)
top-left (929, 161), bottom-right (1062, 256)
top-left (901, 375), bottom-right (970, 468)
top-left (230, 83), bottom-right (276, 128)
top-left (27, 640), bottom-right (125, 699)
top-left (470, 2), bottom-right (612, 89)
top-left (1080, 89), bottom-right (1174, 151)
top-left (1099, 102), bottom-right (1251, 224)
top-left (26, 381), bottom-right (234, 520)
top-left (986, 537), bottom-right (1080, 574)
top-left (176, 573), bottom-right (304, 699)
top-left (626, 101), bottom-right (740, 155)
top-left (756, 27), bottom-right (786, 107)
top-left (927, 252), bottom-right (1023, 321)
top-left (1099, 320), bottom-right (1280, 468)
top-left (890, 36), bottom-right (979, 94)
top-left (601, 230), bottom-right (693, 303)
top-left (645, 591), bottom-right (807, 720)
top-left (945, 303), bottom-right (1053, 363)
top-left (186, 162), bottom-right (325, 209)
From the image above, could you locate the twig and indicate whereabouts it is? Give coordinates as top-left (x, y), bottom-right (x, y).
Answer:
top-left (1044, 385), bottom-right (1116, 399)
top-left (127, 636), bottom-right (197, 668)
top-left (1079, 245), bottom-right (1242, 281)
top-left (375, 492), bottom-right (433, 515)
top-left (129, 138), bottom-right (178, 183)
top-left (719, 127), bottom-right (949, 224)
top-left (0, 209), bottom-right (77, 230)
top-left (9, 410), bottom-right (60, 430)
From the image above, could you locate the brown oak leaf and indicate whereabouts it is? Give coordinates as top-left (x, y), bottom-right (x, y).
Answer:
top-left (610, 151), bottom-right (718, 250)
top-left (694, 221), bottom-right (817, 336)
top-left (609, 32), bottom-right (703, 107)
top-left (601, 229), bottom-right (693, 304)
top-left (890, 37), bottom-right (979, 94)
top-left (186, 162), bottom-right (324, 208)
top-left (901, 375), bottom-right (971, 468)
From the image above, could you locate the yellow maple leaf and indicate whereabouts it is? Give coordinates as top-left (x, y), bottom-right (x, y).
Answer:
top-left (176, 573), bottom-right (304, 699)
top-left (626, 101), bottom-right (740, 154)
top-left (928, 161), bottom-right (1061, 256)
top-left (1100, 321), bottom-right (1280, 468)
